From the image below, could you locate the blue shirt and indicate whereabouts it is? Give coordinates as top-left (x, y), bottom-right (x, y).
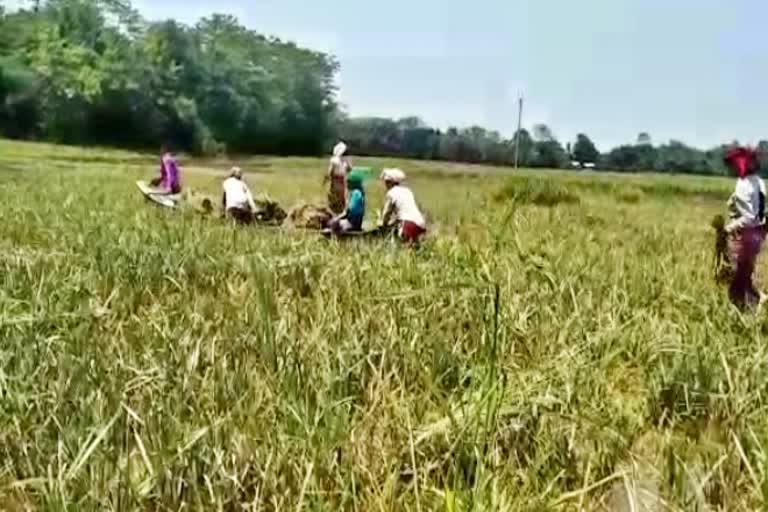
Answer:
top-left (346, 189), bottom-right (365, 229)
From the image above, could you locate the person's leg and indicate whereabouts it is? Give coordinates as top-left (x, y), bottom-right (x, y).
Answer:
top-left (330, 219), bottom-right (353, 234)
top-left (729, 231), bottom-right (762, 308)
top-left (744, 229), bottom-right (765, 307)
top-left (729, 234), bottom-right (747, 307)
top-left (228, 207), bottom-right (253, 225)
top-left (400, 221), bottom-right (426, 244)
top-left (328, 186), bottom-right (346, 215)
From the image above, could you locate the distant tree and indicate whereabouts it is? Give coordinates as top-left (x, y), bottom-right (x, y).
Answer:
top-left (533, 123), bottom-right (554, 142)
top-left (603, 144), bottom-right (658, 172)
top-left (397, 116), bottom-right (423, 130)
top-left (652, 140), bottom-right (714, 174)
top-left (637, 132), bottom-right (652, 146)
top-left (572, 133), bottom-right (599, 165)
top-left (757, 140), bottom-right (768, 173)
top-left (511, 128), bottom-right (533, 166)
top-left (532, 139), bottom-right (568, 168)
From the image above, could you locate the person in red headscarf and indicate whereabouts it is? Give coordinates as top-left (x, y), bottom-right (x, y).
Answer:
top-left (724, 146), bottom-right (766, 309)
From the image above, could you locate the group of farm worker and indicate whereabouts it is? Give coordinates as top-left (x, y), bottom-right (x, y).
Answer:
top-left (324, 141), bottom-right (426, 242)
top-left (149, 142), bottom-right (766, 309)
top-left (148, 141), bottom-right (427, 244)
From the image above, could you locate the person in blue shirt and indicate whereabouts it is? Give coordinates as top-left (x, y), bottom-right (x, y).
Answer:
top-left (330, 170), bottom-right (365, 234)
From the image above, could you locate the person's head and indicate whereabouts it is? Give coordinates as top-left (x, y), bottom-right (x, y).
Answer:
top-left (161, 144), bottom-right (172, 156)
top-left (333, 141), bottom-right (348, 158)
top-left (724, 146), bottom-right (759, 178)
top-left (347, 170), bottom-right (364, 191)
top-left (230, 166), bottom-right (243, 180)
top-left (380, 168), bottom-right (406, 189)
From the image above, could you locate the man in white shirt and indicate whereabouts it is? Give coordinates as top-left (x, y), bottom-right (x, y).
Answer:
top-left (379, 168), bottom-right (427, 243)
top-left (222, 167), bottom-right (258, 224)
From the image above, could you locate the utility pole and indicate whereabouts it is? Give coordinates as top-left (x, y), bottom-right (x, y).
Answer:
top-left (514, 94), bottom-right (524, 170)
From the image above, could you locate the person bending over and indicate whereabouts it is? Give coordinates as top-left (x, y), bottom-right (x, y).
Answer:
top-left (379, 168), bottom-right (426, 244)
top-left (151, 145), bottom-right (181, 194)
top-left (222, 167), bottom-right (258, 224)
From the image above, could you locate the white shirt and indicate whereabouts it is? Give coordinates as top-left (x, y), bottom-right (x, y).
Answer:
top-left (223, 177), bottom-right (257, 211)
top-left (383, 185), bottom-right (425, 228)
top-left (727, 174), bottom-right (766, 232)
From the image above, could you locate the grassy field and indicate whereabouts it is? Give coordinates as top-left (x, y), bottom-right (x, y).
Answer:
top-left (1, 139), bottom-right (767, 511)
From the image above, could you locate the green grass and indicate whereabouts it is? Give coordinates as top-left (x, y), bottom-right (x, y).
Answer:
top-left (1, 139), bottom-right (767, 510)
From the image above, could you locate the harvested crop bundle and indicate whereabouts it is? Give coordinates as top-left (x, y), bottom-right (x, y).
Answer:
top-left (286, 202), bottom-right (334, 230)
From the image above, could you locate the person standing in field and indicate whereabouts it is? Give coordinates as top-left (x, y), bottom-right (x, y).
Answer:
top-left (151, 145), bottom-right (182, 194)
top-left (329, 170), bottom-right (366, 234)
top-left (379, 168), bottom-right (427, 244)
top-left (326, 141), bottom-right (351, 214)
top-left (222, 167), bottom-right (258, 224)
top-left (723, 146), bottom-right (766, 309)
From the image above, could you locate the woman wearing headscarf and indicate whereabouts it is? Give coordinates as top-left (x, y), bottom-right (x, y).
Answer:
top-left (379, 168), bottom-right (426, 243)
top-left (724, 146), bottom-right (766, 309)
top-left (329, 169), bottom-right (366, 234)
top-left (326, 141), bottom-right (351, 214)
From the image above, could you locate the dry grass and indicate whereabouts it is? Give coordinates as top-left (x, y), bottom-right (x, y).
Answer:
top-left (0, 139), bottom-right (766, 510)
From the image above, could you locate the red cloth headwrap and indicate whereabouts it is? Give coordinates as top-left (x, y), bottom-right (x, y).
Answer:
top-left (724, 146), bottom-right (758, 177)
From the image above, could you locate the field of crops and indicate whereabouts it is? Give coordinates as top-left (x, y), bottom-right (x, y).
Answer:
top-left (2, 139), bottom-right (768, 510)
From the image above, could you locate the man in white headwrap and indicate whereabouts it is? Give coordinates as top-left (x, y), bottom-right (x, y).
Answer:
top-left (326, 141), bottom-right (351, 214)
top-left (379, 168), bottom-right (427, 243)
top-left (222, 166), bottom-right (258, 224)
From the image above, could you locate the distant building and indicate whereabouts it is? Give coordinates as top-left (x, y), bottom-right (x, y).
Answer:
top-left (570, 161), bottom-right (596, 170)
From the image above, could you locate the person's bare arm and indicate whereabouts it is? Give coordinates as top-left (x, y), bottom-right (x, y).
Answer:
top-left (380, 195), bottom-right (395, 226)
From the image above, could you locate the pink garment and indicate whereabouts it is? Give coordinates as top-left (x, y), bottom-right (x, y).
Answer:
top-left (728, 226), bottom-right (765, 308)
top-left (159, 153), bottom-right (180, 193)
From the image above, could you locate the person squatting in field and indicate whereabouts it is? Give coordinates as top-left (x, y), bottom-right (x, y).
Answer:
top-left (329, 169), bottom-right (366, 234)
top-left (379, 168), bottom-right (427, 243)
top-left (151, 145), bottom-right (182, 194)
top-left (222, 167), bottom-right (258, 224)
top-left (326, 141), bottom-right (352, 214)
top-left (723, 146), bottom-right (767, 309)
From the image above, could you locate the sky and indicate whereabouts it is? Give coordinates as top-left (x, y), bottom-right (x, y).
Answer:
top-left (7, 0), bottom-right (768, 150)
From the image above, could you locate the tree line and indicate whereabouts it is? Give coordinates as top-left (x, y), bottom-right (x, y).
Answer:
top-left (340, 118), bottom-right (762, 176)
top-left (0, 0), bottom-right (338, 155)
top-left (0, 1), bottom-right (759, 175)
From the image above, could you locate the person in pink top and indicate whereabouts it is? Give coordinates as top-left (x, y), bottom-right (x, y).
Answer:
top-left (150, 145), bottom-right (181, 194)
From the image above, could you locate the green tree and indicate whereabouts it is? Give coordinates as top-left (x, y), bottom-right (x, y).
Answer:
top-left (572, 133), bottom-right (599, 165)
top-left (511, 129), bottom-right (533, 166)
top-left (532, 139), bottom-right (568, 168)
top-left (0, 1), bottom-right (339, 154)
top-left (530, 125), bottom-right (567, 168)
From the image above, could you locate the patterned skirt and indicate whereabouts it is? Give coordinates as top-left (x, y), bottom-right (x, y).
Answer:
top-left (727, 226), bottom-right (765, 308)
